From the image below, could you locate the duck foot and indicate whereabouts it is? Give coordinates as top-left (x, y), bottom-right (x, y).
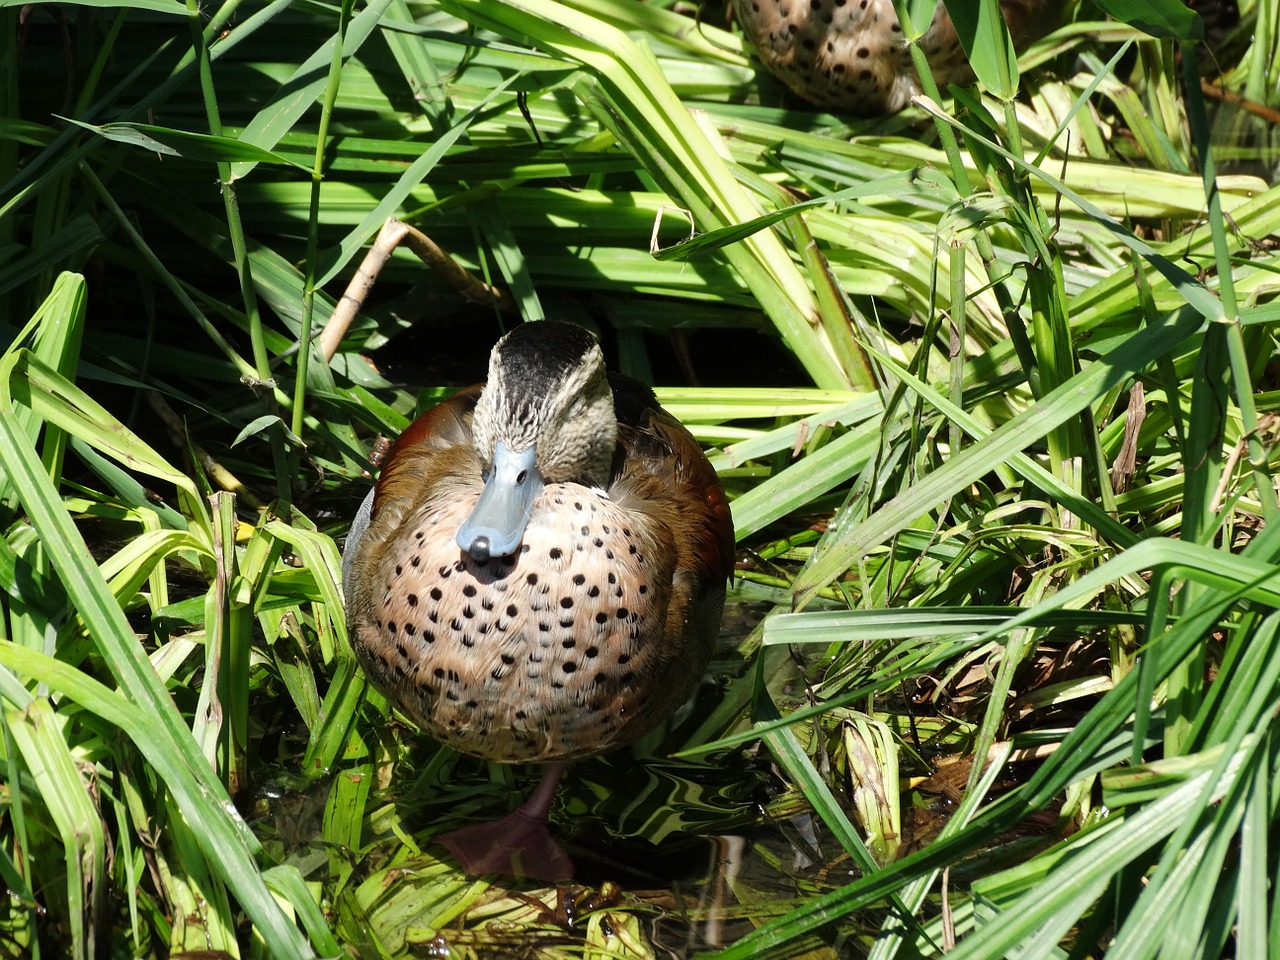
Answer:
top-left (439, 762), bottom-right (573, 881)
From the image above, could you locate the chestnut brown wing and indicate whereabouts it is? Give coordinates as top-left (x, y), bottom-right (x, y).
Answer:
top-left (628, 411), bottom-right (733, 586)
top-left (373, 384), bottom-right (484, 516)
top-left (607, 375), bottom-right (735, 588)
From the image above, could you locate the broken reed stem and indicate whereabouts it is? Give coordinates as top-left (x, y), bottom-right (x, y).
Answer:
top-left (319, 218), bottom-right (518, 362)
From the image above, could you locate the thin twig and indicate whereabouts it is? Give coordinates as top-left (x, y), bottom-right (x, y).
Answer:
top-left (146, 391), bottom-right (263, 509)
top-left (1200, 79), bottom-right (1280, 125)
top-left (319, 217), bottom-right (517, 362)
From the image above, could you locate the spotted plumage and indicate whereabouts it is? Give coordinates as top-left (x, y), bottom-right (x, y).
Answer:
top-left (345, 322), bottom-right (734, 772)
top-left (732, 0), bottom-right (1058, 115)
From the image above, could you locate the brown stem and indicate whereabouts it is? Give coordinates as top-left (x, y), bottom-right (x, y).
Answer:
top-left (319, 217), bottom-right (517, 362)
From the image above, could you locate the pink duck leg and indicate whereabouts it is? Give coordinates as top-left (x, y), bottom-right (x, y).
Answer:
top-left (438, 762), bottom-right (572, 881)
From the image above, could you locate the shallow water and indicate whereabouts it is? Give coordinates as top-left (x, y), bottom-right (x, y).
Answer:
top-left (249, 598), bottom-right (885, 957)
top-left (254, 755), bottom-right (878, 958)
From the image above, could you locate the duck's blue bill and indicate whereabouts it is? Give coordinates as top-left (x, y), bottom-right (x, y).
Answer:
top-left (456, 441), bottom-right (542, 560)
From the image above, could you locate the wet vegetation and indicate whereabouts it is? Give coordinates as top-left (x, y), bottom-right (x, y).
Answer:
top-left (3, 0), bottom-right (1280, 956)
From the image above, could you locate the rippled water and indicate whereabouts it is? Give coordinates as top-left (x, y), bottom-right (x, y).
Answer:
top-left (250, 599), bottom-right (885, 957)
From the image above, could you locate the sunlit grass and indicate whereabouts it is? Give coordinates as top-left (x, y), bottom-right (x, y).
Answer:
top-left (2, 0), bottom-right (1280, 956)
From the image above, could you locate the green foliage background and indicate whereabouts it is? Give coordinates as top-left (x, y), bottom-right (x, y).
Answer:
top-left (2, 0), bottom-right (1280, 956)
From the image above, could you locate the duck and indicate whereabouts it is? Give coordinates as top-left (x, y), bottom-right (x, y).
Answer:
top-left (343, 320), bottom-right (735, 881)
top-left (731, 0), bottom-right (1059, 115)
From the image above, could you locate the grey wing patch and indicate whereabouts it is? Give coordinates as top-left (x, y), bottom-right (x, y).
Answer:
top-left (343, 486), bottom-right (376, 608)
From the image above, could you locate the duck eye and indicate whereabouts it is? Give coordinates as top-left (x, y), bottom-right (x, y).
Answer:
top-left (516, 470), bottom-right (528, 484)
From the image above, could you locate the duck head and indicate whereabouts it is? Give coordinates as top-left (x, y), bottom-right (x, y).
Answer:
top-left (457, 322), bottom-right (617, 561)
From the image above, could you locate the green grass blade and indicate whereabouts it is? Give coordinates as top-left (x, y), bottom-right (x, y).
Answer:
top-left (0, 416), bottom-right (318, 956)
top-left (6, 698), bottom-right (106, 960)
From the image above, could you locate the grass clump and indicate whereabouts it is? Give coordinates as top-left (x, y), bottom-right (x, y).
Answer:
top-left (2, 0), bottom-right (1280, 957)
